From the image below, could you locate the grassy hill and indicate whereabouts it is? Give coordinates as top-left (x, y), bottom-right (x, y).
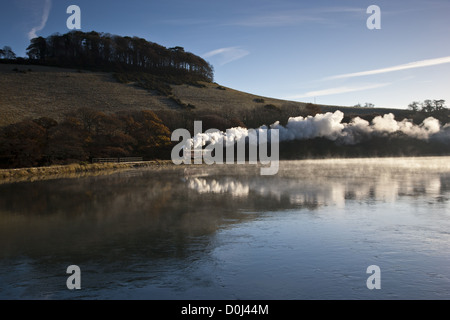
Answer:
top-left (0, 63), bottom-right (410, 128)
top-left (1, 62), bottom-right (449, 170)
top-left (0, 63), bottom-right (309, 127)
top-left (0, 64), bottom-right (177, 127)
top-left (1, 28), bottom-right (447, 171)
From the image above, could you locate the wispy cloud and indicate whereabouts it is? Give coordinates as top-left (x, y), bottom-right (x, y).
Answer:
top-left (228, 6), bottom-right (364, 27)
top-left (285, 83), bottom-right (391, 100)
top-left (28, 0), bottom-right (52, 40)
top-left (160, 18), bottom-right (213, 26)
top-left (203, 47), bottom-right (250, 66)
top-left (230, 13), bottom-right (326, 27)
top-left (325, 56), bottom-right (450, 80)
top-left (310, 6), bottom-right (366, 14)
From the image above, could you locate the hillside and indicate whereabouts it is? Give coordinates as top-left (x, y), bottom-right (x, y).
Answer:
top-left (0, 64), bottom-right (172, 126)
top-left (0, 29), bottom-right (439, 130)
top-left (1, 62), bottom-right (449, 170)
top-left (0, 63), bottom-right (313, 127)
top-left (0, 29), bottom-right (448, 171)
top-left (0, 62), bottom-right (412, 128)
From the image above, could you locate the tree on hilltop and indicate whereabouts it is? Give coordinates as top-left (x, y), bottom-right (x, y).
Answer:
top-left (25, 31), bottom-right (214, 82)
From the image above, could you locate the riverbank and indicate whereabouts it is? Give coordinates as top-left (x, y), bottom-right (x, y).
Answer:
top-left (0, 160), bottom-right (175, 184)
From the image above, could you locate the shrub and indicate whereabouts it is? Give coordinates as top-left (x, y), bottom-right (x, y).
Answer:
top-left (191, 82), bottom-right (207, 88)
top-left (264, 104), bottom-right (281, 112)
top-left (0, 120), bottom-right (47, 168)
top-left (198, 114), bottom-right (233, 131)
top-left (304, 103), bottom-right (321, 116)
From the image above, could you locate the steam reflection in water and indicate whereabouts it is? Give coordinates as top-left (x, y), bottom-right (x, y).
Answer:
top-left (0, 157), bottom-right (449, 299)
top-left (186, 170), bottom-right (448, 207)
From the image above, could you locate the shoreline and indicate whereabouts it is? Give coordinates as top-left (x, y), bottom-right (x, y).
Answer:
top-left (0, 160), bottom-right (175, 184)
top-left (2, 155), bottom-right (450, 185)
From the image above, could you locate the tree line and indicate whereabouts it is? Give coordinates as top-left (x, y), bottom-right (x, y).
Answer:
top-left (0, 103), bottom-right (323, 169)
top-left (0, 109), bottom-right (173, 169)
top-left (24, 31), bottom-right (213, 82)
top-left (408, 99), bottom-right (447, 113)
top-left (406, 99), bottom-right (448, 124)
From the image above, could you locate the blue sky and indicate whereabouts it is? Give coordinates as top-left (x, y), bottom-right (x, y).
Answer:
top-left (1, 0), bottom-right (450, 109)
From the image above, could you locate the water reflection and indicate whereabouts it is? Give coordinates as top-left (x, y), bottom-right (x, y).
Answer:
top-left (0, 157), bottom-right (449, 299)
top-left (185, 160), bottom-right (450, 208)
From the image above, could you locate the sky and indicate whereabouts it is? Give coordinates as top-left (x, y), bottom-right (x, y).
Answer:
top-left (1, 0), bottom-right (450, 109)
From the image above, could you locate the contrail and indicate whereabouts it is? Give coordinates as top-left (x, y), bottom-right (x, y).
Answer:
top-left (325, 56), bottom-right (450, 80)
top-left (28, 0), bottom-right (52, 40)
top-left (286, 83), bottom-right (390, 100)
top-left (202, 47), bottom-right (249, 66)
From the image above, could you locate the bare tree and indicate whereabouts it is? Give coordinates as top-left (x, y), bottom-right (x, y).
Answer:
top-left (408, 101), bottom-right (420, 112)
top-left (1, 46), bottom-right (16, 59)
top-left (433, 99), bottom-right (446, 111)
top-left (421, 100), bottom-right (434, 113)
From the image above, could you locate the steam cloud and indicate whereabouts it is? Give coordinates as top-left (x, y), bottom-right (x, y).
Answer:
top-left (271, 110), bottom-right (445, 145)
top-left (189, 110), bottom-right (449, 148)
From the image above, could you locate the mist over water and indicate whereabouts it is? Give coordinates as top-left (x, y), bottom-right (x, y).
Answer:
top-left (0, 157), bottom-right (449, 299)
top-left (186, 157), bottom-right (450, 206)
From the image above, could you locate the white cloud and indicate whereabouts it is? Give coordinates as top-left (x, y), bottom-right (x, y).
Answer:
top-left (28, 0), bottom-right (52, 40)
top-left (202, 47), bottom-right (249, 66)
top-left (285, 83), bottom-right (391, 99)
top-left (325, 56), bottom-right (450, 80)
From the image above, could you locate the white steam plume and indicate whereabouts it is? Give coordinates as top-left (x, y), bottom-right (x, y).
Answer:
top-left (188, 110), bottom-right (447, 148)
top-left (270, 111), bottom-right (442, 145)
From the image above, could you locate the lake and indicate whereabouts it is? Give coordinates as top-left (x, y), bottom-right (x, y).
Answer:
top-left (0, 157), bottom-right (449, 300)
